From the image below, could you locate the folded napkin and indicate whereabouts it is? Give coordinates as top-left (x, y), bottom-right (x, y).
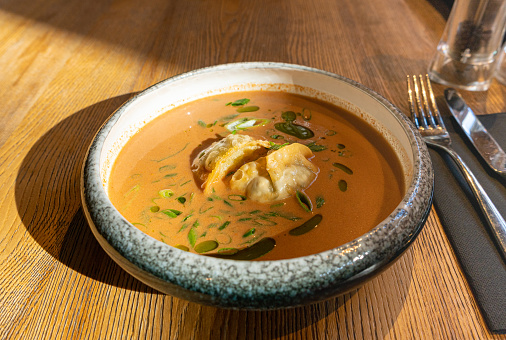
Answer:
top-left (429, 113), bottom-right (506, 333)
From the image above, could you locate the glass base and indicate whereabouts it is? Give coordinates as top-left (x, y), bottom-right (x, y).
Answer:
top-left (428, 44), bottom-right (495, 91)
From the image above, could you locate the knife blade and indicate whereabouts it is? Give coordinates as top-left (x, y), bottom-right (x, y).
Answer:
top-left (444, 88), bottom-right (506, 178)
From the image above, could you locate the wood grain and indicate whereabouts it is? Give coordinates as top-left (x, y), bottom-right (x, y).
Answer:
top-left (0, 0), bottom-right (505, 338)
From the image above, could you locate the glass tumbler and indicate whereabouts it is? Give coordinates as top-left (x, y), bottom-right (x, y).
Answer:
top-left (428, 0), bottom-right (506, 91)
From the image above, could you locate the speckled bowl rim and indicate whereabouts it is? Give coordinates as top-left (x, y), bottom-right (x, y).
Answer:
top-left (81, 62), bottom-right (433, 309)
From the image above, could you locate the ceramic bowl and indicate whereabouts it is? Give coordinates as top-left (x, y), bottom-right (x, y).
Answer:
top-left (81, 62), bottom-right (433, 309)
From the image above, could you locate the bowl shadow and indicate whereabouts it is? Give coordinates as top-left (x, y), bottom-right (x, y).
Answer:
top-left (14, 93), bottom-right (143, 291)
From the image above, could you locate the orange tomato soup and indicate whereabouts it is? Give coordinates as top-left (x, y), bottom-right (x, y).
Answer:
top-left (108, 91), bottom-right (405, 260)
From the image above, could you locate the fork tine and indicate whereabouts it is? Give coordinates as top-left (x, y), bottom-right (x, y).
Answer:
top-left (406, 75), bottom-right (420, 127)
top-left (419, 75), bottom-right (440, 128)
top-left (411, 75), bottom-right (429, 129)
top-left (424, 74), bottom-right (446, 129)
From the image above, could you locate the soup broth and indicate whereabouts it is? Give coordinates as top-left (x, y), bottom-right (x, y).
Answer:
top-left (109, 90), bottom-right (405, 260)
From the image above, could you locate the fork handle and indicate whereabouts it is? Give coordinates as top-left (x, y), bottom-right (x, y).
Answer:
top-left (437, 144), bottom-right (506, 261)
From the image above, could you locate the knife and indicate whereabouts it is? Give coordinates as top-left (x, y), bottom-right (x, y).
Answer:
top-left (444, 88), bottom-right (506, 178)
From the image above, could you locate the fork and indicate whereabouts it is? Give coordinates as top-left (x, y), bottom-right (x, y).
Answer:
top-left (407, 74), bottom-right (506, 261)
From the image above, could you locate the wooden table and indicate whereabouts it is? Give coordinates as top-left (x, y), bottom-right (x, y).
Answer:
top-left (1, 0), bottom-right (505, 338)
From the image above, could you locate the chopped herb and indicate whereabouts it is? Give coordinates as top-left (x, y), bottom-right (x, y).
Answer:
top-left (178, 223), bottom-right (189, 233)
top-left (325, 130), bottom-right (337, 136)
top-left (270, 202), bottom-right (285, 208)
top-left (238, 218), bottom-right (253, 222)
top-left (223, 200), bottom-right (233, 207)
top-left (243, 228), bottom-right (256, 238)
top-left (218, 221), bottom-right (231, 230)
top-left (164, 173), bottom-right (178, 178)
top-left (228, 194), bottom-right (247, 201)
top-left (199, 205), bottom-right (214, 214)
top-left (182, 213), bottom-right (193, 222)
top-left (316, 196), bottom-right (325, 208)
top-left (249, 210), bottom-right (261, 215)
top-left (268, 141), bottom-right (289, 150)
top-left (338, 180), bottom-right (348, 192)
top-left (180, 180), bottom-right (191, 186)
top-left (306, 142), bottom-right (327, 152)
top-left (267, 211), bottom-right (301, 221)
top-left (253, 218), bottom-right (277, 226)
top-left (159, 189), bottom-right (174, 198)
top-left (221, 113), bottom-right (240, 121)
top-left (198, 120), bottom-right (207, 128)
top-left (188, 228), bottom-right (197, 248)
top-left (270, 134), bottom-right (284, 139)
top-left (161, 209), bottom-right (183, 218)
top-left (177, 197), bottom-right (186, 204)
top-left (296, 191), bottom-right (312, 213)
top-left (154, 142), bottom-right (189, 162)
top-left (228, 98), bottom-right (250, 106)
top-left (159, 164), bottom-right (177, 172)
top-left (332, 162), bottom-right (353, 174)
top-left (337, 143), bottom-right (346, 149)
top-left (125, 184), bottom-right (140, 197)
top-left (150, 206), bottom-right (160, 213)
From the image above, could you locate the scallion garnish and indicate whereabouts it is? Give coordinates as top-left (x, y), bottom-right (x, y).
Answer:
top-left (159, 189), bottom-right (174, 198)
top-left (296, 191), bottom-right (312, 213)
top-left (243, 228), bottom-right (256, 238)
top-left (161, 209), bottom-right (182, 218)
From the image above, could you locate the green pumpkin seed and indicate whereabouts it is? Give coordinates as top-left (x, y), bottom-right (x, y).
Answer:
top-left (332, 162), bottom-right (353, 174)
top-left (236, 106), bottom-right (259, 113)
top-left (289, 214), bottom-right (323, 236)
top-left (208, 238), bottom-right (276, 260)
top-left (194, 240), bottom-right (219, 253)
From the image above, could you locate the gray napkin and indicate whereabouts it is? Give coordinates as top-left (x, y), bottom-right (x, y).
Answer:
top-left (429, 113), bottom-right (506, 333)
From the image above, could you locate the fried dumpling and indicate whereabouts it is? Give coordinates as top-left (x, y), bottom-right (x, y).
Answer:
top-left (230, 143), bottom-right (318, 202)
top-left (192, 134), bottom-right (270, 194)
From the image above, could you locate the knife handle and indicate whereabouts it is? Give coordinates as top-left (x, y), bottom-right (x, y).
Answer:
top-left (440, 144), bottom-right (506, 261)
